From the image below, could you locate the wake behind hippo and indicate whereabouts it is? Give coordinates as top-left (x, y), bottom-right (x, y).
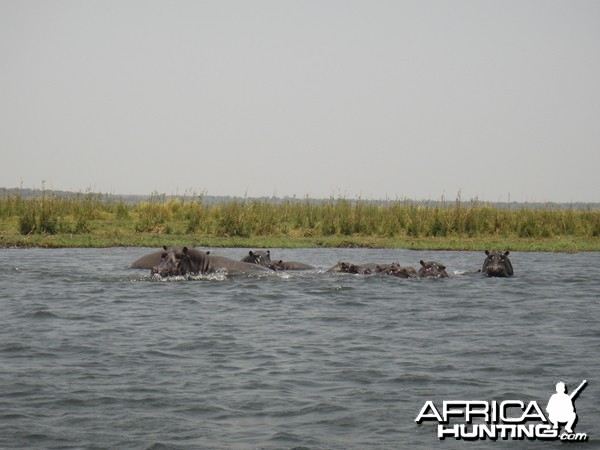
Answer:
top-left (482, 250), bottom-right (513, 277)
top-left (152, 246), bottom-right (270, 276)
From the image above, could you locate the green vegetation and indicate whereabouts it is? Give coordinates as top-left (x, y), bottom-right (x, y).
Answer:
top-left (1, 191), bottom-right (599, 251)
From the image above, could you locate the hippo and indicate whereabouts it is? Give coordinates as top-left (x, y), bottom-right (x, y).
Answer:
top-left (241, 250), bottom-right (272, 268)
top-left (417, 260), bottom-right (449, 278)
top-left (482, 250), bottom-right (513, 277)
top-left (376, 263), bottom-right (418, 278)
top-left (270, 260), bottom-right (315, 271)
top-left (131, 247), bottom-right (182, 269)
top-left (151, 246), bottom-right (270, 276)
top-left (374, 264), bottom-right (393, 273)
top-left (327, 262), bottom-right (373, 275)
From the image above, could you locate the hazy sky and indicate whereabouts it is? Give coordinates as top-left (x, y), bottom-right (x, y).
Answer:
top-left (1, 1), bottom-right (599, 202)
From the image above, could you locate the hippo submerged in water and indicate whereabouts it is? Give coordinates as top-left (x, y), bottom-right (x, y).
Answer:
top-left (417, 260), bottom-right (449, 278)
top-left (241, 250), bottom-right (272, 268)
top-left (131, 247), bottom-right (181, 269)
top-left (152, 246), bottom-right (270, 276)
top-left (376, 263), bottom-right (418, 278)
top-left (481, 250), bottom-right (513, 277)
top-left (327, 261), bottom-right (375, 275)
top-left (270, 260), bottom-right (315, 271)
top-left (134, 247), bottom-right (516, 280)
top-left (241, 250), bottom-right (315, 271)
top-left (328, 261), bottom-right (434, 278)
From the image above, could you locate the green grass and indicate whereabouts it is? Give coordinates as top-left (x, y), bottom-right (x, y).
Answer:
top-left (1, 193), bottom-right (598, 251)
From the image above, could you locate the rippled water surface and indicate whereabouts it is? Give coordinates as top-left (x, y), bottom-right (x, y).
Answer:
top-left (1, 247), bottom-right (598, 449)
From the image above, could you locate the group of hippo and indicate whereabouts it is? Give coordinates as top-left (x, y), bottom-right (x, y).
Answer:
top-left (131, 247), bottom-right (514, 279)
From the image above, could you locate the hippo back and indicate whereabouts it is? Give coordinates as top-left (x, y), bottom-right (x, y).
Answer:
top-left (152, 247), bottom-right (269, 276)
top-left (208, 254), bottom-right (271, 274)
top-left (270, 260), bottom-right (315, 271)
top-left (132, 247), bottom-right (181, 269)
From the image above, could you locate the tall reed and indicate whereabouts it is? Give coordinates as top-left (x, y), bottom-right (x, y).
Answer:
top-left (1, 193), bottom-right (598, 239)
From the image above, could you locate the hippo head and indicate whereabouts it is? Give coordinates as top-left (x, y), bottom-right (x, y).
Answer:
top-left (243, 250), bottom-right (272, 267)
top-left (337, 263), bottom-right (371, 274)
top-left (482, 250), bottom-right (513, 277)
top-left (328, 261), bottom-right (371, 274)
top-left (328, 261), bottom-right (350, 273)
top-left (151, 246), bottom-right (197, 276)
top-left (337, 262), bottom-right (371, 275)
top-left (386, 263), bottom-right (417, 278)
top-left (375, 263), bottom-right (397, 274)
top-left (339, 262), bottom-right (351, 272)
top-left (418, 260), bottom-right (449, 278)
top-left (349, 264), bottom-right (371, 275)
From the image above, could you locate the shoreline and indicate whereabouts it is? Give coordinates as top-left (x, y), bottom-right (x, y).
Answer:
top-left (2, 234), bottom-right (598, 252)
top-left (2, 193), bottom-right (598, 252)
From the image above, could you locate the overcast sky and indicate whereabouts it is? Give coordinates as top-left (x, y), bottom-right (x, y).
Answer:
top-left (1, 1), bottom-right (599, 202)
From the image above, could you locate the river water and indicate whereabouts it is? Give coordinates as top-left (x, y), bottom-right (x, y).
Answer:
top-left (0, 247), bottom-right (598, 449)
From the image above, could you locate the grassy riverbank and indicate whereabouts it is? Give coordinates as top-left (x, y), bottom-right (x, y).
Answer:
top-left (1, 192), bottom-right (598, 251)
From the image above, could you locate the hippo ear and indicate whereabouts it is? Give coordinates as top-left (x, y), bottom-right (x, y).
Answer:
top-left (206, 251), bottom-right (210, 255)
top-left (163, 245), bottom-right (168, 251)
top-left (420, 260), bottom-right (425, 266)
top-left (266, 250), bottom-right (270, 256)
top-left (504, 251), bottom-right (510, 256)
top-left (183, 247), bottom-right (189, 254)
top-left (485, 250), bottom-right (490, 255)
top-left (249, 251), bottom-right (254, 256)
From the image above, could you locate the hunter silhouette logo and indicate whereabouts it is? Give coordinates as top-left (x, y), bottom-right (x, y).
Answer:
top-left (415, 380), bottom-right (589, 441)
top-left (546, 380), bottom-right (587, 434)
